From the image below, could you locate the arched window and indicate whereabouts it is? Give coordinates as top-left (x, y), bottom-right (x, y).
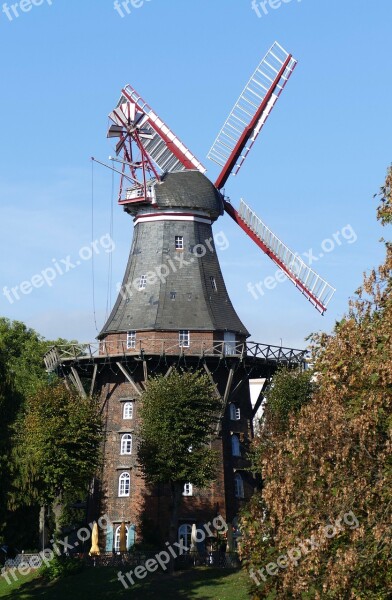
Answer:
top-left (178, 524), bottom-right (192, 552)
top-left (114, 524), bottom-right (136, 552)
top-left (183, 483), bottom-right (193, 497)
top-left (231, 434), bottom-right (241, 457)
top-left (229, 403), bottom-right (241, 421)
top-left (234, 474), bottom-right (244, 499)
top-left (123, 402), bottom-right (133, 420)
top-left (120, 434), bottom-right (132, 455)
top-left (118, 472), bottom-right (130, 497)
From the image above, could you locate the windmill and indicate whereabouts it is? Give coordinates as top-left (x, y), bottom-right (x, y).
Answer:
top-left (47, 42), bottom-right (328, 549)
top-left (105, 41), bottom-right (335, 315)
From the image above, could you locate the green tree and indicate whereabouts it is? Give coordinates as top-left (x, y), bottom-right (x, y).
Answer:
top-left (138, 369), bottom-right (221, 547)
top-left (0, 318), bottom-right (52, 397)
top-left (12, 382), bottom-right (103, 509)
top-left (240, 166), bottom-right (392, 599)
top-left (0, 319), bottom-right (79, 546)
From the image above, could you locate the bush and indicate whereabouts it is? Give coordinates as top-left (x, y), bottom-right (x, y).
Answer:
top-left (39, 555), bottom-right (85, 581)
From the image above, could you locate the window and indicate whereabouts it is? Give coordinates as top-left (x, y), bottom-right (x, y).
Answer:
top-left (229, 403), bottom-right (241, 421)
top-left (234, 474), bottom-right (244, 499)
top-left (183, 483), bottom-right (193, 496)
top-left (120, 434), bottom-right (132, 455)
top-left (210, 276), bottom-right (217, 291)
top-left (127, 330), bottom-right (136, 349)
top-left (175, 236), bottom-right (184, 250)
top-left (170, 291), bottom-right (176, 300)
top-left (138, 275), bottom-right (147, 290)
top-left (123, 402), bottom-right (133, 420)
top-left (224, 331), bottom-right (236, 355)
top-left (179, 330), bottom-right (190, 348)
top-left (178, 524), bottom-right (192, 552)
top-left (114, 524), bottom-right (136, 552)
top-left (118, 472), bottom-right (130, 497)
top-left (231, 434), bottom-right (241, 457)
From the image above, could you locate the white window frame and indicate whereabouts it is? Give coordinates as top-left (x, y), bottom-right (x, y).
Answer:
top-left (114, 524), bottom-right (129, 551)
top-left (118, 472), bottom-right (130, 497)
top-left (175, 236), bottom-right (184, 250)
top-left (138, 275), bottom-right (147, 290)
top-left (120, 433), bottom-right (132, 455)
top-left (231, 434), bottom-right (241, 457)
top-left (123, 402), bottom-right (134, 420)
top-left (183, 482), bottom-right (193, 497)
top-left (179, 330), bottom-right (190, 348)
top-left (229, 403), bottom-right (241, 421)
top-left (234, 474), bottom-right (244, 499)
top-left (126, 330), bottom-right (136, 349)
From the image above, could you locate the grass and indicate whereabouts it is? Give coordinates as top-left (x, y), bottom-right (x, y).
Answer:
top-left (0, 567), bottom-right (250, 599)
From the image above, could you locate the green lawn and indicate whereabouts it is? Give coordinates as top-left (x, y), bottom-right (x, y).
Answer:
top-left (0, 567), bottom-right (250, 599)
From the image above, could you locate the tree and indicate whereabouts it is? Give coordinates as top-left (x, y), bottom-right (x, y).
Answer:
top-left (0, 347), bottom-right (20, 542)
top-left (0, 319), bottom-right (80, 546)
top-left (11, 382), bottom-right (103, 510)
top-left (138, 368), bottom-right (221, 548)
top-left (240, 166), bottom-right (392, 599)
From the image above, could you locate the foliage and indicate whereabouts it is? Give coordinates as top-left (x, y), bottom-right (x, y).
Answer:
top-left (0, 318), bottom-right (52, 397)
top-left (259, 367), bottom-right (314, 435)
top-left (39, 555), bottom-right (85, 581)
top-left (11, 382), bottom-right (103, 507)
top-left (0, 319), bottom-right (78, 545)
top-left (240, 166), bottom-right (392, 599)
top-left (138, 368), bottom-right (221, 543)
top-left (138, 369), bottom-right (221, 487)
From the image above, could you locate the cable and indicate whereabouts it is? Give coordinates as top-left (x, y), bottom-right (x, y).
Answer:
top-left (105, 162), bottom-right (115, 321)
top-left (91, 159), bottom-right (99, 333)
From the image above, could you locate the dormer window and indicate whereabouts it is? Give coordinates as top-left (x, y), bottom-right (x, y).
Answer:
top-left (175, 236), bottom-right (184, 250)
top-left (138, 275), bottom-right (147, 290)
top-left (127, 331), bottom-right (136, 349)
top-left (179, 330), bottom-right (190, 348)
top-left (210, 276), bottom-right (217, 291)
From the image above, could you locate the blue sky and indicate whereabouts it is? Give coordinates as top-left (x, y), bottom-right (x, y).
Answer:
top-left (0, 0), bottom-right (391, 349)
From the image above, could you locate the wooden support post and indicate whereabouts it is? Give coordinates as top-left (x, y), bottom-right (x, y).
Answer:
top-left (143, 360), bottom-right (148, 383)
top-left (164, 366), bottom-right (173, 378)
top-left (116, 362), bottom-right (142, 397)
top-left (90, 364), bottom-right (98, 397)
top-left (70, 367), bottom-right (87, 398)
top-left (203, 363), bottom-right (223, 401)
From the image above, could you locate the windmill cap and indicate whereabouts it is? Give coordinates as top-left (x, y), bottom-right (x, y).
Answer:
top-left (152, 171), bottom-right (224, 220)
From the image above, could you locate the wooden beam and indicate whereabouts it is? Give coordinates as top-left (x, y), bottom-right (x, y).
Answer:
top-left (223, 367), bottom-right (235, 407)
top-left (164, 366), bottom-right (173, 379)
top-left (89, 364), bottom-right (98, 397)
top-left (116, 362), bottom-right (142, 396)
top-left (143, 360), bottom-right (148, 383)
top-left (215, 367), bottom-right (235, 435)
top-left (70, 367), bottom-right (87, 398)
top-left (203, 363), bottom-right (223, 401)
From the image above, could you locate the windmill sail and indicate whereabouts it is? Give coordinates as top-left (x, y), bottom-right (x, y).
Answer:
top-left (208, 42), bottom-right (297, 189)
top-left (116, 85), bottom-right (207, 174)
top-left (224, 199), bottom-right (335, 314)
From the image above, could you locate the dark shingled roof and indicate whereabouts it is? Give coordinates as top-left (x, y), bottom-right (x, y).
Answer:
top-left (153, 171), bottom-right (224, 220)
top-left (99, 172), bottom-right (249, 338)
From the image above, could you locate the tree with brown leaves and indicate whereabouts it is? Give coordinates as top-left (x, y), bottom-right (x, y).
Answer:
top-left (240, 166), bottom-right (392, 599)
